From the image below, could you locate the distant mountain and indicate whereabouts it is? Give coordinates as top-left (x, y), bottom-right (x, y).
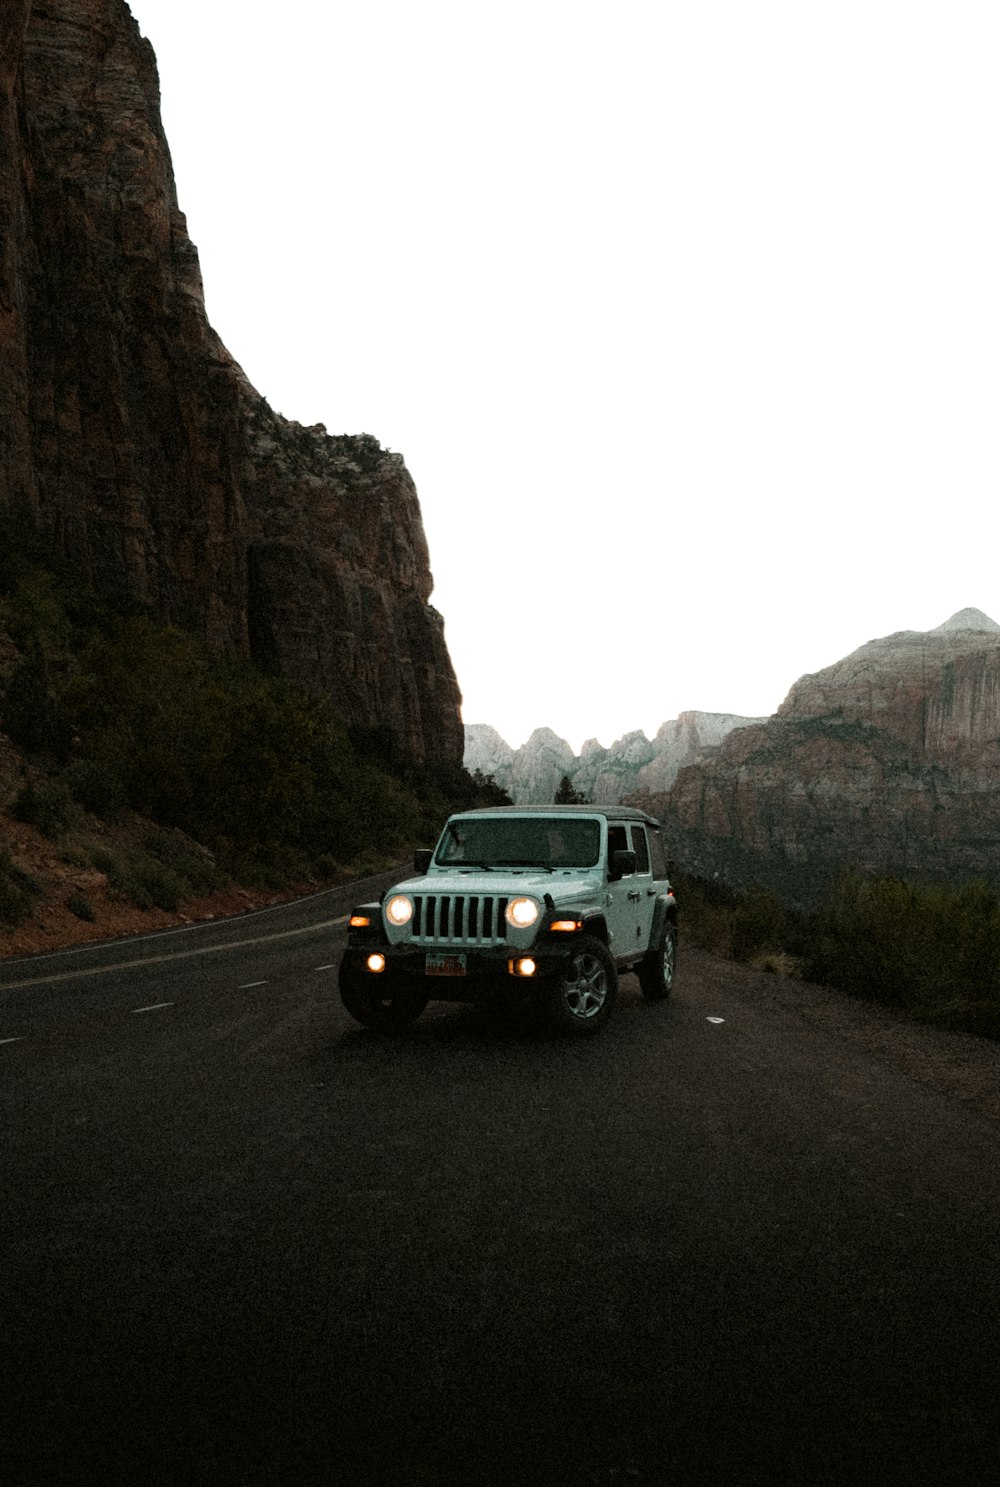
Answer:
top-left (464, 712), bottom-right (765, 805)
top-left (634, 610), bottom-right (1000, 904)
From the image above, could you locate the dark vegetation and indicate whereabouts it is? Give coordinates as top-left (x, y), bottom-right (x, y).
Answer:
top-left (676, 867), bottom-right (1000, 1040)
top-left (554, 774), bottom-right (588, 804)
top-left (0, 535), bottom-right (507, 921)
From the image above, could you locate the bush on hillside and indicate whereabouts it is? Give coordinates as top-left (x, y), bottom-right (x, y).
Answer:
top-left (0, 544), bottom-right (495, 890)
top-left (0, 852), bottom-right (39, 926)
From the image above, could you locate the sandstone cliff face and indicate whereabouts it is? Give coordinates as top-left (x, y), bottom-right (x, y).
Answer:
top-left (633, 711), bottom-right (763, 795)
top-left (463, 725), bottom-right (515, 789)
top-left (508, 728), bottom-right (576, 805)
top-left (463, 711), bottom-right (761, 805)
top-left (1, 0), bottom-right (462, 765)
top-left (643, 612), bottom-right (1000, 903)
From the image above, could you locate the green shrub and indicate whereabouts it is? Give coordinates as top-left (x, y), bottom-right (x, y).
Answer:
top-left (13, 778), bottom-right (77, 838)
top-left (1, 538), bottom-right (495, 888)
top-left (64, 755), bottom-right (128, 820)
top-left (805, 872), bottom-right (1000, 1034)
top-left (0, 852), bottom-right (39, 926)
top-left (67, 892), bottom-right (95, 922)
top-left (142, 827), bottom-right (223, 897)
top-left (90, 845), bottom-right (189, 912)
top-left (731, 889), bottom-right (790, 963)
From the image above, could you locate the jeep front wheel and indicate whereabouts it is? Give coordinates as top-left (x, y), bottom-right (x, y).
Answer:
top-left (544, 935), bottom-right (618, 1035)
top-left (339, 961), bottom-right (427, 1032)
top-left (639, 925), bottom-right (677, 1001)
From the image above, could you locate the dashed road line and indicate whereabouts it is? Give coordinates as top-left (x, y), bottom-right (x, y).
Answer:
top-left (1, 1036), bottom-right (24, 1045)
top-left (132, 1002), bottom-right (175, 1015)
top-left (239, 981), bottom-right (268, 989)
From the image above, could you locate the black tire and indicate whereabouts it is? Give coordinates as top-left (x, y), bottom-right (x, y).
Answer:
top-left (338, 960), bottom-right (427, 1031)
top-left (543, 935), bottom-right (618, 1035)
top-left (638, 924), bottom-right (677, 1001)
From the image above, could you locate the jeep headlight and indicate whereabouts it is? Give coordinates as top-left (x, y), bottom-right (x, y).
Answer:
top-left (385, 894), bottom-right (414, 926)
top-left (506, 897), bottom-right (539, 929)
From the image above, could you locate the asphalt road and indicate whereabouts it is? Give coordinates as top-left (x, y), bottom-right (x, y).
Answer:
top-left (2, 880), bottom-right (999, 1486)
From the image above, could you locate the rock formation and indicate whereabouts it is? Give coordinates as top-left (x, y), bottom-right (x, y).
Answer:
top-left (464, 712), bottom-right (761, 805)
top-left (1, 0), bottom-right (462, 765)
top-left (508, 728), bottom-right (577, 805)
top-left (641, 611), bottom-right (1000, 903)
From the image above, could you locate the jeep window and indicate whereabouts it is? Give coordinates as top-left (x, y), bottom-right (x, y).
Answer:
top-left (607, 825), bottom-right (629, 867)
top-left (630, 824), bottom-right (650, 874)
top-left (436, 817), bottom-right (601, 869)
top-left (648, 826), bottom-right (668, 880)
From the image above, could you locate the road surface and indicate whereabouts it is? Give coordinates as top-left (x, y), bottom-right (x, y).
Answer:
top-left (2, 877), bottom-right (999, 1485)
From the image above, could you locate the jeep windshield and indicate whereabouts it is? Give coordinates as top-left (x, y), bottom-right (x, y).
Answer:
top-left (435, 817), bottom-right (601, 870)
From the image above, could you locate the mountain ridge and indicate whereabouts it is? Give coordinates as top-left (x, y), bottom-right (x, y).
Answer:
top-left (467, 609), bottom-right (1000, 902)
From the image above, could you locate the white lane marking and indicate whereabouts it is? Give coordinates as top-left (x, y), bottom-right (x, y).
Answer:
top-left (239, 981), bottom-right (268, 989)
top-left (315, 964), bottom-right (339, 971)
top-left (1, 1036), bottom-right (24, 1045)
top-left (131, 1002), bottom-right (175, 1015)
top-left (706, 1016), bottom-right (725, 1024)
top-left (0, 916), bottom-right (352, 993)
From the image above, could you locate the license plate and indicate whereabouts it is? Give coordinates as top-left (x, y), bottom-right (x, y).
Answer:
top-left (425, 952), bottom-right (467, 977)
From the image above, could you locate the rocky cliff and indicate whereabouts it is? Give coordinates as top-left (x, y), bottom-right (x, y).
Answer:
top-left (0, 0), bottom-right (462, 765)
top-left (464, 711), bottom-right (762, 805)
top-left (642, 611), bottom-right (1000, 903)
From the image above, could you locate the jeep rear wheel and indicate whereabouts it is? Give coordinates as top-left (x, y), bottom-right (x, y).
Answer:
top-left (339, 961), bottom-right (427, 1032)
top-left (639, 925), bottom-right (677, 1001)
top-left (544, 935), bottom-right (617, 1035)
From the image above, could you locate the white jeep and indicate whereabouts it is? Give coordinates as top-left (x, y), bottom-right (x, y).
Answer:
top-left (339, 805), bottom-right (677, 1035)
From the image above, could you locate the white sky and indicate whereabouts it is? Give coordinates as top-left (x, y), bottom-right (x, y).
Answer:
top-left (126, 0), bottom-right (999, 753)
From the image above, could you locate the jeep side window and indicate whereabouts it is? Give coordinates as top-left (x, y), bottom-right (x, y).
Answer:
top-left (607, 825), bottom-right (628, 866)
top-left (648, 826), bottom-right (668, 880)
top-left (630, 825), bottom-right (650, 874)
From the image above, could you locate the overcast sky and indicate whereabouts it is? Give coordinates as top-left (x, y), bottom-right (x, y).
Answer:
top-left (126, 0), bottom-right (999, 752)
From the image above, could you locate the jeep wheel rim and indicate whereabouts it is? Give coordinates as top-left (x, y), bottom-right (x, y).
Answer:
top-left (662, 935), bottom-right (676, 990)
top-left (563, 952), bottom-right (608, 1019)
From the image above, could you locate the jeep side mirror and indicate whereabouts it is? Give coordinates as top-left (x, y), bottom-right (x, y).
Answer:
top-left (413, 848), bottom-right (433, 874)
top-left (609, 849), bottom-right (637, 881)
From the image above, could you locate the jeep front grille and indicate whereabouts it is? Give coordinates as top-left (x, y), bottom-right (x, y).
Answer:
top-left (410, 894), bottom-right (509, 945)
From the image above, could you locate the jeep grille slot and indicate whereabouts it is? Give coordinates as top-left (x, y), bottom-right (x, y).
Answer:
top-left (407, 894), bottom-right (509, 944)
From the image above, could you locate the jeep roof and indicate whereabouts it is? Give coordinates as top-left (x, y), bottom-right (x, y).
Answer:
top-left (447, 805), bottom-right (661, 825)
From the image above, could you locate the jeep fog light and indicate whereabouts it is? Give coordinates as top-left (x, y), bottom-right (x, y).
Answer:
top-left (366, 953), bottom-right (387, 973)
top-left (385, 895), bottom-right (413, 926)
top-left (506, 897), bottom-right (539, 929)
top-left (509, 956), bottom-right (537, 978)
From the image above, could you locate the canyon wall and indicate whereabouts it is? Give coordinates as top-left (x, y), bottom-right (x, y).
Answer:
top-left (640, 612), bottom-right (1000, 902)
top-left (1, 0), bottom-right (463, 765)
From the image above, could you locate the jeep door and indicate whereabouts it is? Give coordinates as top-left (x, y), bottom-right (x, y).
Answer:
top-left (605, 823), bottom-right (644, 962)
top-left (629, 823), bottom-right (658, 951)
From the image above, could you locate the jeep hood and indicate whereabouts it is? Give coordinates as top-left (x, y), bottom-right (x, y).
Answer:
top-left (389, 870), bottom-right (602, 905)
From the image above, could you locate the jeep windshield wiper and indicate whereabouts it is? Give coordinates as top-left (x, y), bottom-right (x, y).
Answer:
top-left (449, 858), bottom-right (495, 870)
top-left (494, 859), bottom-right (554, 872)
